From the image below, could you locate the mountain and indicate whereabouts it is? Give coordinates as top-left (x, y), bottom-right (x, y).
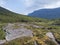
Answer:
top-left (0, 6), bottom-right (46, 23)
top-left (0, 7), bottom-right (60, 45)
top-left (28, 8), bottom-right (60, 19)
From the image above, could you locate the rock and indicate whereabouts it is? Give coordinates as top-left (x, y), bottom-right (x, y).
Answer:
top-left (3, 23), bottom-right (33, 41)
top-left (46, 32), bottom-right (55, 39)
top-left (0, 40), bottom-right (6, 44)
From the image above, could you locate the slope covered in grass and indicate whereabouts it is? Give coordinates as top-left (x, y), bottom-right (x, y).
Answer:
top-left (0, 6), bottom-right (60, 45)
top-left (0, 7), bottom-right (47, 23)
top-left (0, 6), bottom-right (47, 40)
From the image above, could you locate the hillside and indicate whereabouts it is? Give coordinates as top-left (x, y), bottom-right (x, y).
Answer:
top-left (28, 8), bottom-right (60, 19)
top-left (0, 7), bottom-right (60, 45)
top-left (0, 7), bottom-right (46, 23)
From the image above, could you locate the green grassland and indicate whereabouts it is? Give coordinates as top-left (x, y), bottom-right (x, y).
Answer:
top-left (0, 7), bottom-right (60, 45)
top-left (0, 23), bottom-right (6, 39)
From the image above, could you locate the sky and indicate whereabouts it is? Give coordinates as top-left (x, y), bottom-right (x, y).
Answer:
top-left (0, 0), bottom-right (60, 15)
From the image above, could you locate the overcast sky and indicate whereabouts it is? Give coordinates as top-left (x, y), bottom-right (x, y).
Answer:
top-left (0, 0), bottom-right (60, 15)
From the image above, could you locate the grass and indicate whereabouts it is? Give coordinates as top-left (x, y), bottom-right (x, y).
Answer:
top-left (13, 24), bottom-right (21, 29)
top-left (0, 20), bottom-right (59, 45)
top-left (0, 6), bottom-right (60, 45)
top-left (23, 22), bottom-right (60, 45)
top-left (3, 37), bottom-right (34, 45)
top-left (1, 21), bottom-right (60, 45)
top-left (0, 23), bottom-right (6, 40)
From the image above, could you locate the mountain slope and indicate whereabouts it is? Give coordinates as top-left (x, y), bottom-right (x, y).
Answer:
top-left (0, 7), bottom-right (46, 23)
top-left (28, 8), bottom-right (60, 19)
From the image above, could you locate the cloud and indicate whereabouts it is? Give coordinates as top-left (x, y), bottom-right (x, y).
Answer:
top-left (24, 0), bottom-right (60, 14)
top-left (26, 0), bottom-right (60, 8)
top-left (0, 0), bottom-right (60, 15)
top-left (44, 1), bottom-right (60, 8)
top-left (0, 0), bottom-right (6, 7)
top-left (0, 0), bottom-right (5, 6)
top-left (0, 0), bottom-right (4, 6)
top-left (24, 0), bottom-right (33, 7)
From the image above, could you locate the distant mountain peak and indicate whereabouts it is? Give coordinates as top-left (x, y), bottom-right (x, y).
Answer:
top-left (28, 7), bottom-right (60, 19)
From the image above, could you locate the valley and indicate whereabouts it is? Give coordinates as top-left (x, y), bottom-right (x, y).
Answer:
top-left (0, 7), bottom-right (60, 45)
